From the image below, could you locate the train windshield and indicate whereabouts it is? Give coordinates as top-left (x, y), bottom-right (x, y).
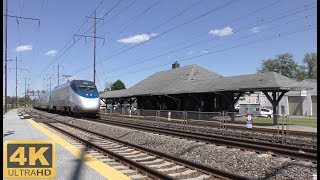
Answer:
top-left (71, 80), bottom-right (98, 92)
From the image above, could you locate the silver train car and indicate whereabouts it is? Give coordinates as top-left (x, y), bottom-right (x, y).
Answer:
top-left (34, 80), bottom-right (100, 116)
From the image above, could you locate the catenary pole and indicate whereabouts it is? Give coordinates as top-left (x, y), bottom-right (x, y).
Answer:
top-left (5, 0), bottom-right (8, 112)
top-left (94, 11), bottom-right (96, 83)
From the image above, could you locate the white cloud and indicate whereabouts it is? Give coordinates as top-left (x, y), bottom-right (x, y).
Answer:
top-left (201, 50), bottom-right (208, 53)
top-left (209, 27), bottom-right (233, 36)
top-left (117, 33), bottom-right (157, 44)
top-left (45, 50), bottom-right (58, 57)
top-left (150, 33), bottom-right (159, 37)
top-left (16, 45), bottom-right (32, 52)
top-left (251, 26), bottom-right (260, 33)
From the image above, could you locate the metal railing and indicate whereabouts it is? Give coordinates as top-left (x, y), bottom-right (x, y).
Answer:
top-left (99, 109), bottom-right (317, 140)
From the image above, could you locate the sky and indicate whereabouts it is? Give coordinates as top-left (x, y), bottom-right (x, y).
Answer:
top-left (3, 0), bottom-right (317, 97)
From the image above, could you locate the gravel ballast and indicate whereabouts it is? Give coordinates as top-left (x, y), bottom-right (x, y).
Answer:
top-left (61, 118), bottom-right (317, 179)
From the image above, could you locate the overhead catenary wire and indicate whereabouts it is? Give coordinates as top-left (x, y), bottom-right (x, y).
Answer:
top-left (93, 3), bottom-right (316, 77)
top-left (98, 24), bottom-right (316, 81)
top-left (102, 0), bottom-right (283, 74)
top-left (106, 1), bottom-right (160, 42)
top-left (111, 0), bottom-right (205, 53)
top-left (32, 0), bottom-right (106, 82)
top-left (96, 0), bottom-right (205, 87)
top-left (95, 1), bottom-right (137, 33)
top-left (39, 0), bottom-right (124, 80)
top-left (97, 0), bottom-right (160, 81)
top-left (70, 0), bottom-right (239, 76)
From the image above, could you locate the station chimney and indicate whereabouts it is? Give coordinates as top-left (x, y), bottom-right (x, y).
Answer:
top-left (172, 61), bottom-right (180, 69)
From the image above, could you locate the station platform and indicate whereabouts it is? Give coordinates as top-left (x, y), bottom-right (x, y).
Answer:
top-left (3, 109), bottom-right (129, 180)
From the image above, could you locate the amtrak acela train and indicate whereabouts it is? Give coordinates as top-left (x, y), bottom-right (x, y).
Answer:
top-left (34, 80), bottom-right (100, 116)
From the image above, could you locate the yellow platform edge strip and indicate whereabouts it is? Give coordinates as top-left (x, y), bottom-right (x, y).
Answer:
top-left (27, 119), bottom-right (130, 180)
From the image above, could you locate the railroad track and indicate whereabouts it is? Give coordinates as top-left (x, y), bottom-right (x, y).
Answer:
top-left (99, 118), bottom-right (317, 161)
top-left (43, 120), bottom-right (248, 179)
top-left (100, 113), bottom-right (317, 138)
top-left (99, 114), bottom-right (317, 148)
top-left (30, 110), bottom-right (317, 163)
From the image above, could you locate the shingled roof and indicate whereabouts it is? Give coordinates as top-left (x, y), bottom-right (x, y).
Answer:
top-left (286, 79), bottom-right (317, 96)
top-left (100, 64), bottom-right (312, 99)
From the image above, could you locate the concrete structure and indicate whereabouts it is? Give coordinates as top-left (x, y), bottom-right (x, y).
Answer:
top-left (3, 109), bottom-right (128, 179)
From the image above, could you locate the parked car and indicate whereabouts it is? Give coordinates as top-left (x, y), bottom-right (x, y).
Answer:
top-left (259, 108), bottom-right (273, 118)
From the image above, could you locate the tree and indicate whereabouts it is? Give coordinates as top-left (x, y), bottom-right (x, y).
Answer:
top-left (111, 80), bottom-right (126, 90)
top-left (18, 96), bottom-right (31, 107)
top-left (257, 53), bottom-right (302, 80)
top-left (303, 52), bottom-right (317, 79)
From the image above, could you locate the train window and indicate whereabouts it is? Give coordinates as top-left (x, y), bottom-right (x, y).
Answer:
top-left (78, 85), bottom-right (87, 92)
top-left (70, 83), bottom-right (77, 91)
top-left (70, 80), bottom-right (97, 92)
top-left (87, 86), bottom-right (97, 92)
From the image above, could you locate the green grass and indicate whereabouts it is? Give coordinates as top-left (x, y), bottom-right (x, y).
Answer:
top-left (229, 117), bottom-right (317, 128)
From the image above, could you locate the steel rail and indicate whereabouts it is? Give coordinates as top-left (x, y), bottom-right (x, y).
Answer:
top-left (104, 114), bottom-right (317, 138)
top-left (94, 116), bottom-right (317, 161)
top-left (43, 120), bottom-right (249, 179)
top-left (44, 122), bottom-right (175, 180)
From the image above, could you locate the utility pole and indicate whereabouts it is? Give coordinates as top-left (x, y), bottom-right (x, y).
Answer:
top-left (73, 10), bottom-right (105, 83)
top-left (9, 57), bottom-right (28, 108)
top-left (15, 57), bottom-right (17, 107)
top-left (53, 63), bottom-right (63, 86)
top-left (45, 74), bottom-right (53, 91)
top-left (49, 77), bottom-right (52, 90)
top-left (25, 77), bottom-right (26, 108)
top-left (5, 0), bottom-right (8, 112)
top-left (3, 0), bottom-right (40, 112)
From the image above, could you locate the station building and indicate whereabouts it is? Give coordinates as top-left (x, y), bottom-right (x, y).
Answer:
top-left (100, 62), bottom-right (313, 123)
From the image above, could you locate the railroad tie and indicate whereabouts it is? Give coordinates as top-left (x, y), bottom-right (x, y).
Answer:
top-left (140, 158), bottom-right (163, 164)
top-left (158, 165), bottom-right (185, 172)
top-left (168, 169), bottom-right (197, 177)
top-left (149, 161), bottom-right (174, 168)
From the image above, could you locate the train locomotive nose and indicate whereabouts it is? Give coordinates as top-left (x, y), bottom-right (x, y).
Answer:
top-left (76, 97), bottom-right (100, 113)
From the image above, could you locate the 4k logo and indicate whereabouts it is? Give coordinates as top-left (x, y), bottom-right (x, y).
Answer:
top-left (4, 140), bottom-right (56, 179)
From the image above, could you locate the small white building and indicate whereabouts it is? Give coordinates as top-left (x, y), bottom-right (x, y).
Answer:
top-left (237, 79), bottom-right (317, 116)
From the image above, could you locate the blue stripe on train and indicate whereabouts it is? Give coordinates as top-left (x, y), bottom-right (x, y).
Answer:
top-left (74, 91), bottom-right (99, 98)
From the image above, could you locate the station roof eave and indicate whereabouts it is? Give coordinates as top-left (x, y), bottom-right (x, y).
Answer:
top-left (99, 65), bottom-right (313, 99)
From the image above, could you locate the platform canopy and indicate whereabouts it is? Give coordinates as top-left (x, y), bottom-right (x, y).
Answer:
top-left (100, 64), bottom-right (313, 99)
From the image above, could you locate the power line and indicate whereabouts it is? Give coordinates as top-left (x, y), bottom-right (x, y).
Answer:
top-left (95, 1), bottom-right (137, 33)
top-left (3, 0), bottom-right (40, 113)
top-left (100, 24), bottom-right (316, 81)
top-left (70, 0), bottom-right (239, 76)
top-left (104, 1), bottom-right (160, 42)
top-left (74, 11), bottom-right (106, 83)
top-left (111, 0), bottom-right (205, 54)
top-left (34, 0), bottom-right (124, 84)
top-left (32, 0), bottom-right (106, 82)
top-left (95, 3), bottom-right (315, 77)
